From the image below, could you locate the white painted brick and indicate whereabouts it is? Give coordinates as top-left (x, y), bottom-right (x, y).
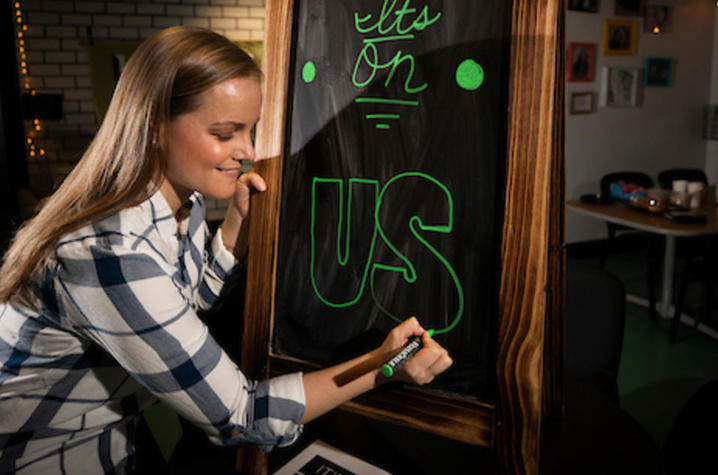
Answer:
top-left (139, 28), bottom-right (162, 38)
top-left (107, 2), bottom-right (135, 14)
top-left (75, 2), bottom-right (105, 13)
top-left (80, 101), bottom-right (95, 112)
top-left (62, 64), bottom-right (90, 76)
top-left (45, 76), bottom-right (75, 88)
top-left (92, 15), bottom-right (122, 26)
top-left (44, 51), bottom-right (76, 63)
top-left (137, 3), bottom-right (165, 15)
top-left (237, 18), bottom-right (262, 29)
top-left (224, 30), bottom-right (252, 41)
top-left (154, 16), bottom-right (181, 27)
top-left (210, 17), bottom-right (236, 29)
top-left (26, 51), bottom-right (44, 63)
top-left (90, 26), bottom-right (109, 38)
top-left (61, 39), bottom-right (85, 50)
top-left (63, 101), bottom-right (80, 113)
top-left (153, 0), bottom-right (182, 3)
top-left (194, 5), bottom-right (221, 16)
top-left (181, 0), bottom-right (209, 4)
top-left (249, 7), bottom-right (264, 18)
top-left (25, 26), bottom-right (46, 37)
top-left (80, 124), bottom-right (99, 135)
top-left (65, 112), bottom-right (95, 125)
top-left (167, 5), bottom-right (194, 15)
top-left (64, 88), bottom-right (93, 100)
top-left (249, 29), bottom-right (263, 40)
top-left (109, 27), bottom-right (139, 39)
top-left (61, 14), bottom-right (93, 25)
top-left (124, 16), bottom-right (152, 27)
top-left (20, 0), bottom-right (44, 10)
top-left (32, 64), bottom-right (61, 76)
top-left (45, 26), bottom-right (77, 37)
top-left (222, 6), bottom-right (248, 17)
top-left (182, 17), bottom-right (209, 28)
top-left (210, 0), bottom-right (238, 5)
top-left (238, 0), bottom-right (263, 6)
top-left (76, 76), bottom-right (91, 87)
top-left (28, 38), bottom-right (61, 50)
top-left (76, 51), bottom-right (88, 63)
top-left (26, 76), bottom-right (45, 89)
top-left (28, 12), bottom-right (60, 25)
top-left (43, 1), bottom-right (74, 12)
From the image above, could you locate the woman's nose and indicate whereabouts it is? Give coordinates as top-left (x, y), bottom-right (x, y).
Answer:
top-left (234, 133), bottom-right (255, 162)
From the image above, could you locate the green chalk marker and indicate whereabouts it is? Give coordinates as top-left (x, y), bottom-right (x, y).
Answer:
top-left (381, 329), bottom-right (434, 377)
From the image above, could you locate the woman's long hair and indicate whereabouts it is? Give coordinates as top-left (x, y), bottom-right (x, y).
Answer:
top-left (0, 26), bottom-right (261, 305)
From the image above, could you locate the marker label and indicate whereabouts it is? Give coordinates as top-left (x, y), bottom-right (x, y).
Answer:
top-left (381, 335), bottom-right (422, 377)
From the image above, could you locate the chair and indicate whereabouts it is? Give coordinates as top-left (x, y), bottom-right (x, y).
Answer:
top-left (599, 172), bottom-right (659, 320)
top-left (565, 259), bottom-right (626, 401)
top-left (662, 379), bottom-right (718, 474)
top-left (657, 168), bottom-right (708, 190)
top-left (658, 168), bottom-right (712, 342)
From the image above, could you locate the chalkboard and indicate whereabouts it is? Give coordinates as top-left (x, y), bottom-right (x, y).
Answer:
top-left (272, 0), bottom-right (511, 401)
top-left (240, 1), bottom-right (564, 473)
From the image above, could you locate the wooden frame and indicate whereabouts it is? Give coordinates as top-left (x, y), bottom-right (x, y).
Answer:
top-left (570, 92), bottom-right (595, 114)
top-left (600, 66), bottom-right (640, 107)
top-left (602, 19), bottom-right (637, 56)
top-left (644, 57), bottom-right (674, 87)
top-left (567, 42), bottom-right (596, 82)
top-left (240, 1), bottom-right (563, 474)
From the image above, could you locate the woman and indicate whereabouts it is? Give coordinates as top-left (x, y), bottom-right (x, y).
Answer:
top-left (0, 27), bottom-right (451, 474)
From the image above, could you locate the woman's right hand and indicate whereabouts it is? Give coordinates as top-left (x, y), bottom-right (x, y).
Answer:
top-left (376, 317), bottom-right (453, 385)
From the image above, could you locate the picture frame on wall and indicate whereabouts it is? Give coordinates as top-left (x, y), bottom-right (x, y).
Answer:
top-left (600, 66), bottom-right (639, 107)
top-left (567, 0), bottom-right (599, 13)
top-left (570, 92), bottom-right (595, 114)
top-left (614, 0), bottom-right (642, 16)
top-left (602, 19), bottom-right (637, 55)
top-left (644, 57), bottom-right (674, 86)
top-left (643, 5), bottom-right (672, 34)
top-left (567, 43), bottom-right (596, 82)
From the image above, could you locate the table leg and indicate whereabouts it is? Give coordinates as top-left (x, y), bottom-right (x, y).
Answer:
top-left (660, 235), bottom-right (676, 318)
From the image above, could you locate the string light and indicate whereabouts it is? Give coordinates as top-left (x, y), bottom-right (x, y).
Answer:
top-left (14, 1), bottom-right (46, 160)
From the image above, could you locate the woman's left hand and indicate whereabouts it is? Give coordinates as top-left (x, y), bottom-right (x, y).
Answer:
top-left (231, 170), bottom-right (266, 220)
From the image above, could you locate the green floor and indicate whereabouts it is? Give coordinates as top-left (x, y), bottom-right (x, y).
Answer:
top-left (600, 251), bottom-right (718, 446)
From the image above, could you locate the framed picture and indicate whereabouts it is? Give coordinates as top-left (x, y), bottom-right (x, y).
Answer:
top-left (600, 67), bottom-right (639, 107)
top-left (567, 0), bottom-right (599, 12)
top-left (570, 92), bottom-right (595, 114)
top-left (602, 19), bottom-right (637, 56)
top-left (644, 57), bottom-right (673, 86)
top-left (567, 43), bottom-right (596, 81)
top-left (643, 5), bottom-right (671, 33)
top-left (614, 0), bottom-right (642, 16)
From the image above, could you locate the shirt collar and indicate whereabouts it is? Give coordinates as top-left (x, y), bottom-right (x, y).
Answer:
top-left (146, 188), bottom-right (200, 240)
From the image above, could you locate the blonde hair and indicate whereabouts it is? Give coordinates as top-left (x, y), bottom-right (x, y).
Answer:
top-left (0, 26), bottom-right (261, 304)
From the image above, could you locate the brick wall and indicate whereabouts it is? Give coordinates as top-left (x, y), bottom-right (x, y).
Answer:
top-left (16, 0), bottom-right (266, 221)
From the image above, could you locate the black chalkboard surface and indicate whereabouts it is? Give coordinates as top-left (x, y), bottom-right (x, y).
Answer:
top-left (273, 0), bottom-right (511, 400)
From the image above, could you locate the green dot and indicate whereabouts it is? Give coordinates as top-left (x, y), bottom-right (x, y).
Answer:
top-left (456, 59), bottom-right (484, 91)
top-left (302, 61), bottom-right (316, 83)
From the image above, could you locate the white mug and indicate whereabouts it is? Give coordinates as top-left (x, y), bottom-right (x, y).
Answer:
top-left (672, 180), bottom-right (688, 193)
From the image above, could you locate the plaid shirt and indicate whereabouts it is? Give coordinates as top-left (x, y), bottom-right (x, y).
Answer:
top-left (0, 190), bottom-right (305, 474)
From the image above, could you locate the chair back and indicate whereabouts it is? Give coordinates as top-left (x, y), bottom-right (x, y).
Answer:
top-left (600, 172), bottom-right (654, 200)
top-left (565, 259), bottom-right (626, 398)
top-left (657, 168), bottom-right (708, 190)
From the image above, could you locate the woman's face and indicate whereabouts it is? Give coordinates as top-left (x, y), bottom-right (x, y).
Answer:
top-left (160, 76), bottom-right (261, 213)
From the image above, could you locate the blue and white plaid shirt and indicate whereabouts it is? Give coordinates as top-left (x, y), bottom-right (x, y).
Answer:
top-left (0, 190), bottom-right (305, 474)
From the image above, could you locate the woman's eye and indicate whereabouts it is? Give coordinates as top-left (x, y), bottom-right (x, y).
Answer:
top-left (214, 134), bottom-right (233, 142)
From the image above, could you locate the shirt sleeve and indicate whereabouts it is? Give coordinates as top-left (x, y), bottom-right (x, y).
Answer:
top-left (52, 241), bottom-right (305, 450)
top-left (196, 227), bottom-right (237, 311)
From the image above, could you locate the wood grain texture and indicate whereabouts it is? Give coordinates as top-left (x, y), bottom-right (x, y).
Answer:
top-left (238, 0), bottom-right (294, 473)
top-left (495, 0), bottom-right (561, 474)
top-left (542, 1), bottom-right (566, 420)
top-left (270, 354), bottom-right (495, 446)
